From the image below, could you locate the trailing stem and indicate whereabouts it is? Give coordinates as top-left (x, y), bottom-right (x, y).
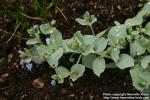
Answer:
top-left (76, 54), bottom-right (82, 64)
top-left (89, 25), bottom-right (95, 35)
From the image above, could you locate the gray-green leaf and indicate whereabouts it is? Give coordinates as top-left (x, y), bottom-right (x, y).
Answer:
top-left (26, 37), bottom-right (41, 45)
top-left (55, 66), bottom-right (70, 78)
top-left (141, 55), bottom-right (150, 69)
top-left (93, 57), bottom-right (105, 77)
top-left (130, 40), bottom-right (146, 57)
top-left (111, 48), bottom-right (120, 62)
top-left (94, 37), bottom-right (108, 52)
top-left (27, 25), bottom-right (40, 36)
top-left (40, 23), bottom-right (55, 34)
top-left (70, 64), bottom-right (85, 81)
top-left (82, 54), bottom-right (96, 69)
top-left (108, 25), bottom-right (127, 39)
top-left (75, 11), bottom-right (97, 26)
top-left (36, 45), bottom-right (50, 57)
top-left (47, 48), bottom-right (63, 68)
top-left (116, 54), bottom-right (134, 69)
top-left (50, 29), bottom-right (62, 47)
top-left (144, 22), bottom-right (150, 36)
top-left (130, 67), bottom-right (146, 92)
top-left (125, 17), bottom-right (143, 26)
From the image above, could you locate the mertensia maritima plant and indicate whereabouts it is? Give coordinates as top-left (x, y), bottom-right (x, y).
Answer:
top-left (21, 1), bottom-right (150, 93)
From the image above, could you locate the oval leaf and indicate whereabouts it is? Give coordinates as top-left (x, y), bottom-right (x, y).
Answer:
top-left (47, 48), bottom-right (63, 68)
top-left (141, 55), bottom-right (150, 69)
top-left (26, 37), bottom-right (41, 45)
top-left (82, 54), bottom-right (96, 69)
top-left (40, 23), bottom-right (55, 34)
top-left (116, 54), bottom-right (134, 69)
top-left (55, 66), bottom-right (70, 78)
top-left (94, 37), bottom-right (108, 52)
top-left (93, 57), bottom-right (105, 77)
top-left (70, 64), bottom-right (85, 81)
top-left (130, 40), bottom-right (146, 57)
top-left (111, 48), bottom-right (120, 62)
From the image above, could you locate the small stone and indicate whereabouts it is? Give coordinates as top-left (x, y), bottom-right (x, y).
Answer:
top-left (32, 78), bottom-right (45, 89)
top-left (69, 94), bottom-right (75, 97)
top-left (8, 53), bottom-right (13, 62)
top-left (117, 5), bottom-right (121, 10)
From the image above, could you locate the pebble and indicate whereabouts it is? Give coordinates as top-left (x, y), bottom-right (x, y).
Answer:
top-left (7, 53), bottom-right (13, 62)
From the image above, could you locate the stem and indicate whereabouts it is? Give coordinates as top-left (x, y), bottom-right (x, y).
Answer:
top-left (0, 28), bottom-right (28, 40)
top-left (89, 25), bottom-right (95, 35)
top-left (20, 12), bottom-right (44, 21)
top-left (57, 7), bottom-right (69, 24)
top-left (95, 52), bottom-right (112, 60)
top-left (5, 23), bottom-right (20, 43)
top-left (76, 54), bottom-right (82, 64)
top-left (20, 12), bottom-right (47, 23)
top-left (69, 78), bottom-right (73, 86)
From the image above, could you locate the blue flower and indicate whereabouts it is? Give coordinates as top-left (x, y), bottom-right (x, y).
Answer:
top-left (50, 20), bottom-right (56, 25)
top-left (26, 63), bottom-right (33, 71)
top-left (46, 38), bottom-right (51, 45)
top-left (18, 50), bottom-right (24, 57)
top-left (51, 80), bottom-right (56, 86)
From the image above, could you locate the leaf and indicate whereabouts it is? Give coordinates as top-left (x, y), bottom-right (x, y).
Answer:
top-left (108, 37), bottom-right (126, 49)
top-left (110, 48), bottom-right (120, 62)
top-left (130, 67), bottom-right (150, 92)
top-left (139, 70), bottom-right (150, 83)
top-left (125, 17), bottom-right (143, 26)
top-left (52, 74), bottom-right (64, 84)
top-left (50, 29), bottom-right (62, 46)
top-left (32, 56), bottom-right (45, 64)
top-left (82, 35), bottom-right (96, 45)
top-left (130, 40), bottom-right (146, 57)
top-left (144, 22), bottom-right (150, 36)
top-left (82, 44), bottom-right (94, 56)
top-left (75, 11), bottom-right (97, 26)
top-left (96, 29), bottom-right (108, 38)
top-left (36, 45), bottom-right (50, 57)
top-left (68, 32), bottom-right (95, 55)
top-left (70, 64), bottom-right (85, 81)
top-left (108, 25), bottom-right (127, 48)
top-left (26, 37), bottom-right (41, 45)
top-left (47, 48), bottom-right (63, 68)
top-left (30, 46), bottom-right (45, 64)
top-left (130, 67), bottom-right (146, 92)
top-left (94, 37), bottom-right (108, 52)
top-left (67, 33), bottom-right (83, 53)
top-left (93, 57), bottom-right (105, 77)
top-left (76, 18), bottom-right (91, 26)
top-left (116, 54), bottom-right (134, 69)
top-left (27, 25), bottom-right (40, 36)
top-left (137, 1), bottom-right (150, 17)
top-left (108, 25), bottom-right (127, 39)
top-left (145, 22), bottom-right (150, 31)
top-left (141, 55), bottom-right (150, 69)
top-left (81, 35), bottom-right (96, 55)
top-left (22, 51), bottom-right (32, 63)
top-left (55, 66), bottom-right (70, 78)
top-left (40, 23), bottom-right (55, 34)
top-left (82, 54), bottom-right (96, 69)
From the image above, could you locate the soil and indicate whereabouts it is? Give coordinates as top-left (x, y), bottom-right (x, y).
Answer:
top-left (0, 0), bottom-right (144, 100)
